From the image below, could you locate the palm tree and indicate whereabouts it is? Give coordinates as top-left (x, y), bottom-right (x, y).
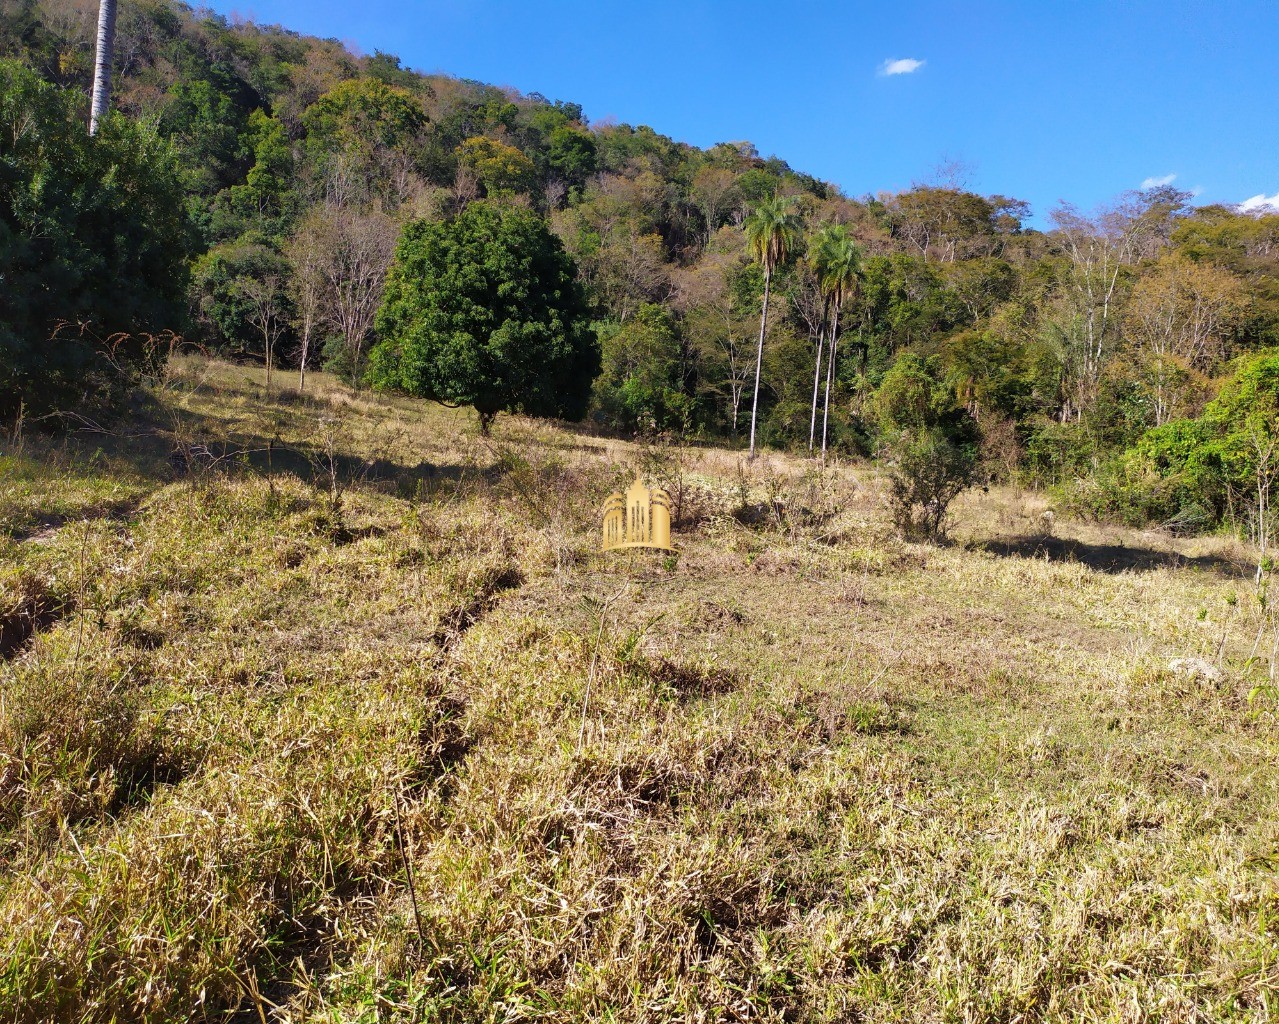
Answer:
top-left (815, 226), bottom-right (862, 457)
top-left (805, 227), bottom-right (838, 451)
top-left (743, 195), bottom-right (801, 458)
top-left (89, 0), bottom-right (117, 136)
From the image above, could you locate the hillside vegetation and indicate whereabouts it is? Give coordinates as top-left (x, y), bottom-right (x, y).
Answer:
top-left (1, 361), bottom-right (1278, 1021)
top-left (4, 2), bottom-right (1279, 1019)
top-left (4, 0), bottom-right (1279, 539)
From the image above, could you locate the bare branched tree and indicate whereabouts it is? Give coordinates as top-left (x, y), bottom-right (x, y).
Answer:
top-left (285, 215), bottom-right (329, 392)
top-left (238, 274), bottom-right (288, 391)
top-left (674, 248), bottom-right (754, 435)
top-left (320, 206), bottom-right (398, 385)
top-left (1048, 195), bottom-right (1161, 419)
top-left (1124, 253), bottom-right (1245, 424)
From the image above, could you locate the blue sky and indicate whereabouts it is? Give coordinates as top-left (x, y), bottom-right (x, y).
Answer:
top-left (209, 0), bottom-right (1278, 225)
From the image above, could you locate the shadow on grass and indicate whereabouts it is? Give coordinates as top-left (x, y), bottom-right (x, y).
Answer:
top-left (48, 390), bottom-right (511, 498)
top-left (979, 535), bottom-right (1252, 578)
top-left (5, 495), bottom-right (146, 543)
top-left (167, 431), bottom-right (511, 498)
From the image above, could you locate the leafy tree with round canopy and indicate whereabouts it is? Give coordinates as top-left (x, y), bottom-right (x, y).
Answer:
top-left (191, 241), bottom-right (291, 349)
top-left (160, 76), bottom-right (249, 200)
top-left (743, 194), bottom-right (802, 456)
top-left (302, 78), bottom-right (426, 168)
top-left (941, 329), bottom-right (1030, 421)
top-left (592, 303), bottom-right (691, 433)
top-left (458, 136), bottom-right (537, 196)
top-left (544, 125), bottom-right (598, 191)
top-left (234, 110), bottom-right (294, 220)
top-left (368, 201), bottom-right (599, 432)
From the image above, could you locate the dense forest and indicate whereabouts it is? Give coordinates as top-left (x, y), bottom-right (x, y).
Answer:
top-left (4, 0), bottom-right (1279, 535)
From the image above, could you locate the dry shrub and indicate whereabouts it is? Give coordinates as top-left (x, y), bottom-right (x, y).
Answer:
top-left (979, 414), bottom-right (1024, 484)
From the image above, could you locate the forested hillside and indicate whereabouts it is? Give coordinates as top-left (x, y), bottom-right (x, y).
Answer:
top-left (4, 0), bottom-right (1279, 532)
top-left (7, 6), bottom-right (1279, 1020)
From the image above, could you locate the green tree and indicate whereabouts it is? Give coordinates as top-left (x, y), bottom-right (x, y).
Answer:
top-left (161, 76), bottom-right (249, 202)
top-left (592, 304), bottom-right (690, 433)
top-left (0, 61), bottom-right (190, 419)
top-left (941, 329), bottom-right (1030, 421)
top-left (544, 125), bottom-right (597, 193)
top-left (457, 136), bottom-right (537, 196)
top-left (874, 354), bottom-right (980, 539)
top-left (191, 241), bottom-right (291, 355)
top-left (369, 201), bottom-right (599, 432)
top-left (230, 110), bottom-right (294, 223)
top-left (942, 256), bottom-right (1017, 323)
top-left (857, 252), bottom-right (966, 351)
top-left (301, 78), bottom-right (426, 179)
top-left (364, 50), bottom-right (420, 89)
top-left (743, 195), bottom-right (801, 456)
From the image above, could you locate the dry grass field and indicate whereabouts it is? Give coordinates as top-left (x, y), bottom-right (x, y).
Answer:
top-left (1, 358), bottom-right (1277, 1022)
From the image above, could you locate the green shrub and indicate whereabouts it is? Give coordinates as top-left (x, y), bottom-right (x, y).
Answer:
top-left (1022, 418), bottom-right (1102, 487)
top-left (873, 354), bottom-right (979, 539)
top-left (883, 427), bottom-right (979, 540)
top-left (1103, 351), bottom-right (1279, 532)
top-left (591, 306), bottom-right (692, 434)
top-left (1059, 455), bottom-right (1212, 532)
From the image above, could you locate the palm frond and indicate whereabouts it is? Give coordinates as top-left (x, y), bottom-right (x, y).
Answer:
top-left (806, 223), bottom-right (863, 308)
top-left (744, 195), bottom-right (802, 274)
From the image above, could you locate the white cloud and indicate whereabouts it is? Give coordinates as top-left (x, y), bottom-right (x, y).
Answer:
top-left (1141, 173), bottom-right (1177, 189)
top-left (1240, 192), bottom-right (1279, 213)
top-left (880, 58), bottom-right (925, 76)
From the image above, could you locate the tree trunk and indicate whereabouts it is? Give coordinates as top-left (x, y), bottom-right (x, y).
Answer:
top-left (821, 305), bottom-right (841, 457)
top-left (89, 0), bottom-right (117, 136)
top-left (298, 318), bottom-right (311, 393)
top-left (748, 268), bottom-right (772, 459)
top-left (808, 324), bottom-right (825, 452)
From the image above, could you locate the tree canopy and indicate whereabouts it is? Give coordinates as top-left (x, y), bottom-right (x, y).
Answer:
top-left (0, 59), bottom-right (190, 418)
top-left (4, 0), bottom-right (1279, 536)
top-left (368, 201), bottom-right (598, 429)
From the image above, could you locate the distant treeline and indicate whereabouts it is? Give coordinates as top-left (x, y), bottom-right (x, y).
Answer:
top-left (4, 0), bottom-right (1279, 532)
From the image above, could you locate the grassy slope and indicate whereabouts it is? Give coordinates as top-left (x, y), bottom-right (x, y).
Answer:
top-left (0, 359), bottom-right (1277, 1022)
